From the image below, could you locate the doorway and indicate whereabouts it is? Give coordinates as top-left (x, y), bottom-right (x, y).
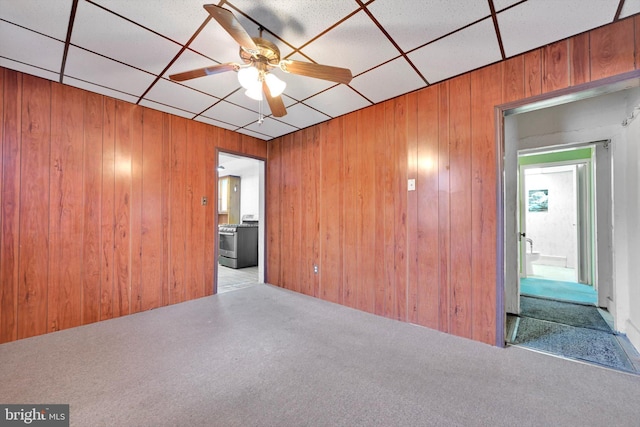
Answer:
top-left (517, 149), bottom-right (597, 305)
top-left (215, 151), bottom-right (266, 294)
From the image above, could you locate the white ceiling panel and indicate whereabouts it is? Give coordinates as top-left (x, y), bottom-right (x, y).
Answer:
top-left (229, 0), bottom-right (359, 48)
top-left (620, 0), bottom-right (640, 18)
top-left (64, 46), bottom-right (155, 97)
top-left (138, 99), bottom-right (195, 119)
top-left (351, 57), bottom-right (426, 104)
top-left (304, 84), bottom-right (371, 118)
top-left (498, 0), bottom-right (619, 57)
top-left (72, 0), bottom-right (182, 75)
top-left (409, 17), bottom-right (501, 84)
top-left (301, 10), bottom-right (399, 76)
top-left (90, 0), bottom-right (208, 44)
top-left (1, 0), bottom-right (636, 140)
top-left (0, 21), bottom-right (65, 74)
top-left (368, 0), bottom-right (491, 52)
top-left (144, 78), bottom-right (219, 115)
top-left (63, 77), bottom-right (139, 104)
top-left (0, 0), bottom-right (72, 40)
top-left (278, 103), bottom-right (331, 129)
top-left (201, 100), bottom-right (259, 128)
top-left (0, 58), bottom-right (59, 82)
top-left (244, 116), bottom-right (298, 138)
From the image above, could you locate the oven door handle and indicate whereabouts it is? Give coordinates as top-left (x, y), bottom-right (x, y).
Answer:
top-left (219, 231), bottom-right (235, 236)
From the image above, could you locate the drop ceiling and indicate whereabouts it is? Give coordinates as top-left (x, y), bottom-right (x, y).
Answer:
top-left (1, 0), bottom-right (638, 140)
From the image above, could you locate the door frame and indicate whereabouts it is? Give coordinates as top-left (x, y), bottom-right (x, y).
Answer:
top-left (494, 69), bottom-right (640, 346)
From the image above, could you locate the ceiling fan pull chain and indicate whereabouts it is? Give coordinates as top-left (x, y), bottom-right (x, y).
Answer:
top-left (258, 98), bottom-right (264, 125)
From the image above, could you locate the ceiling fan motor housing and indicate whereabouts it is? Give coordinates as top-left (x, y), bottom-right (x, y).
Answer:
top-left (240, 37), bottom-right (281, 70)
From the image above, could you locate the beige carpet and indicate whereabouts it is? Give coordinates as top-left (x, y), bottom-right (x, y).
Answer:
top-left (1, 284), bottom-right (640, 427)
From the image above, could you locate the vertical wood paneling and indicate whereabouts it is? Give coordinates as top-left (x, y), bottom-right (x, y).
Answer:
top-left (186, 122), bottom-right (206, 300)
top-left (590, 18), bottom-right (635, 81)
top-left (101, 98), bottom-right (116, 320)
top-left (1, 70), bottom-right (21, 343)
top-left (437, 82), bottom-right (451, 333)
top-left (394, 97), bottom-right (408, 321)
top-left (161, 114), bottom-right (171, 303)
top-left (300, 127), bottom-right (319, 297)
top-left (542, 40), bottom-right (569, 93)
top-left (219, 129), bottom-right (241, 152)
top-left (635, 16), bottom-right (640, 71)
top-left (319, 118), bottom-right (343, 304)
top-left (266, 138), bottom-right (282, 287)
top-left (470, 63), bottom-right (502, 345)
top-left (204, 127), bottom-right (216, 296)
top-left (569, 33), bottom-right (590, 86)
top-left (356, 108), bottom-right (376, 313)
top-left (130, 107), bottom-right (143, 314)
top-left (380, 102), bottom-right (396, 319)
top-left (373, 102), bottom-right (388, 317)
top-left (241, 134), bottom-right (267, 159)
top-left (48, 83), bottom-right (84, 332)
top-left (113, 101), bottom-right (132, 318)
top-left (416, 86), bottom-right (440, 330)
top-left (17, 75), bottom-right (50, 339)
top-left (448, 74), bottom-right (472, 339)
top-left (405, 94), bottom-right (419, 324)
top-left (524, 49), bottom-right (542, 97)
top-left (503, 56), bottom-right (525, 103)
top-left (169, 116), bottom-right (187, 304)
top-left (281, 133), bottom-right (301, 292)
top-left (342, 112), bottom-right (358, 308)
top-left (140, 109), bottom-right (163, 311)
top-left (81, 91), bottom-right (103, 325)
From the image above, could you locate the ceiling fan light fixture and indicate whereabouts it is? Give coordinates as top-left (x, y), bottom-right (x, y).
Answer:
top-left (245, 85), bottom-right (263, 101)
top-left (237, 66), bottom-right (259, 89)
top-left (264, 73), bottom-right (286, 97)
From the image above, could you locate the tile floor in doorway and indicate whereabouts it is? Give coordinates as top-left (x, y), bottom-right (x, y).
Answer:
top-left (217, 265), bottom-right (260, 294)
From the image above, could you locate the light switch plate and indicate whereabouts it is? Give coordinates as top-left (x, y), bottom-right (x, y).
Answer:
top-left (408, 178), bottom-right (416, 191)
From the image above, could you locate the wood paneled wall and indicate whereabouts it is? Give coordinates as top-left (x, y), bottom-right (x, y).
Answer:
top-left (266, 17), bottom-right (639, 345)
top-left (0, 69), bottom-right (267, 343)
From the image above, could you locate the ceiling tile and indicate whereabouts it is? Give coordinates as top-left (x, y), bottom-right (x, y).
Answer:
top-left (492, 0), bottom-right (524, 12)
top-left (367, 0), bottom-right (491, 52)
top-left (143, 78), bottom-right (219, 115)
top-left (236, 128), bottom-right (272, 141)
top-left (408, 17), bottom-right (501, 84)
top-left (620, 0), bottom-right (640, 18)
top-left (301, 10), bottom-right (398, 76)
top-left (189, 17), bottom-right (250, 63)
top-left (71, 0), bottom-right (182, 75)
top-left (229, 0), bottom-right (359, 48)
top-left (90, 0), bottom-right (209, 44)
top-left (278, 103), bottom-right (331, 129)
top-left (194, 116), bottom-right (239, 131)
top-left (351, 57), bottom-right (426, 104)
top-left (0, 21), bottom-right (64, 75)
top-left (0, 58), bottom-right (59, 82)
top-left (304, 84), bottom-right (371, 118)
top-left (63, 76), bottom-right (139, 104)
top-left (0, 0), bottom-right (72, 40)
top-left (64, 46), bottom-right (156, 97)
top-left (201, 100), bottom-right (259, 128)
top-left (498, 0), bottom-right (619, 57)
top-left (243, 117), bottom-right (298, 138)
top-left (139, 99), bottom-right (194, 119)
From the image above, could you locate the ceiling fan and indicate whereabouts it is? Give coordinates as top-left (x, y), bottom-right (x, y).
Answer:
top-left (169, 4), bottom-right (353, 118)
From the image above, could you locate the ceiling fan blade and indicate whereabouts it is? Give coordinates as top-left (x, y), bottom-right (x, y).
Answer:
top-left (169, 63), bottom-right (238, 82)
top-left (203, 4), bottom-right (258, 53)
top-left (263, 81), bottom-right (287, 117)
top-left (279, 60), bottom-right (352, 85)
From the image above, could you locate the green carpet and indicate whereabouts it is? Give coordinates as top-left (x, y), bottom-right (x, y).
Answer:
top-left (521, 277), bottom-right (597, 304)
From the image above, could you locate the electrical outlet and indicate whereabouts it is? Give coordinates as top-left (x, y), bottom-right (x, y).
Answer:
top-left (313, 265), bottom-right (319, 274)
top-left (408, 178), bottom-right (416, 191)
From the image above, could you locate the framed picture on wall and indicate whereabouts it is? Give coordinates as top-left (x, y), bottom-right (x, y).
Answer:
top-left (528, 189), bottom-right (548, 212)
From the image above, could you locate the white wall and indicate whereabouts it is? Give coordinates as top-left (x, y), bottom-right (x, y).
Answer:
top-left (525, 168), bottom-right (576, 267)
top-left (219, 157), bottom-right (260, 219)
top-left (505, 87), bottom-right (640, 351)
